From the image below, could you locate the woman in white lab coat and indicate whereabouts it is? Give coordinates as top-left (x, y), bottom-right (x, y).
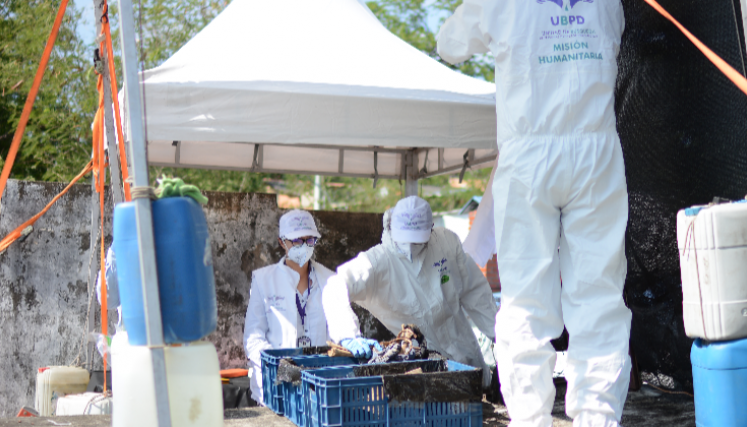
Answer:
top-left (243, 210), bottom-right (342, 404)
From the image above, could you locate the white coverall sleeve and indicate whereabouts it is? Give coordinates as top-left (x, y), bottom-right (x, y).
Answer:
top-left (436, 1), bottom-right (492, 65)
top-left (97, 246), bottom-right (120, 308)
top-left (322, 252), bottom-right (374, 343)
top-left (243, 276), bottom-right (273, 365)
top-left (455, 238), bottom-right (498, 340)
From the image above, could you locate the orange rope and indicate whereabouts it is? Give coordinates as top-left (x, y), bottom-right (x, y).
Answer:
top-left (0, 0), bottom-right (70, 205)
top-left (92, 70), bottom-right (109, 392)
top-left (101, 1), bottom-right (132, 201)
top-left (0, 161), bottom-right (93, 253)
top-left (644, 0), bottom-right (747, 97)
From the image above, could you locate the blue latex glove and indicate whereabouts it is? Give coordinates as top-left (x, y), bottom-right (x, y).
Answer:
top-left (340, 338), bottom-right (384, 359)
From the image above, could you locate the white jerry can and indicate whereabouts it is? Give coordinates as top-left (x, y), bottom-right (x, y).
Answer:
top-left (677, 201), bottom-right (747, 341)
top-left (112, 332), bottom-right (224, 427)
top-left (34, 366), bottom-right (90, 416)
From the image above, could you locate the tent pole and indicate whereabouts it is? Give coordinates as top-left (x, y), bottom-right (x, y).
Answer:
top-left (313, 175), bottom-right (322, 210)
top-left (404, 150), bottom-right (418, 197)
top-left (117, 1), bottom-right (172, 426)
top-left (94, 0), bottom-right (124, 205)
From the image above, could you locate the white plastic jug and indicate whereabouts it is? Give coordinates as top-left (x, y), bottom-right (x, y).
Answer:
top-left (112, 332), bottom-right (223, 427)
top-left (677, 201), bottom-right (747, 341)
top-left (34, 366), bottom-right (90, 416)
top-left (55, 392), bottom-right (112, 415)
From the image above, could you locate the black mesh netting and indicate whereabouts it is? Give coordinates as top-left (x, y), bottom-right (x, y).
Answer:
top-left (617, 0), bottom-right (747, 391)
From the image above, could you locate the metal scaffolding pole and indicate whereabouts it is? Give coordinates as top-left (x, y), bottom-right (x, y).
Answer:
top-left (404, 150), bottom-right (419, 197)
top-left (117, 1), bottom-right (172, 426)
top-left (93, 0), bottom-right (124, 206)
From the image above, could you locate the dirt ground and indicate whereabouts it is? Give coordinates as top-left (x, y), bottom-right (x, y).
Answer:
top-left (483, 379), bottom-right (695, 427)
top-left (1, 380), bottom-right (695, 427)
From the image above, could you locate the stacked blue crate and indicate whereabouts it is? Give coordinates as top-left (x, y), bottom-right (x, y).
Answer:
top-left (302, 360), bottom-right (482, 427)
top-left (260, 348), bottom-right (360, 417)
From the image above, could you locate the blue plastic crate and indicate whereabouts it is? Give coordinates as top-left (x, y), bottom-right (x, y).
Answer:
top-left (260, 348), bottom-right (358, 416)
top-left (282, 356), bottom-right (360, 427)
top-left (302, 360), bottom-right (482, 427)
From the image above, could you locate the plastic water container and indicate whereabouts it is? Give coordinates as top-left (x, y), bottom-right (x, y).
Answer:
top-left (55, 392), bottom-right (112, 415)
top-left (112, 332), bottom-right (223, 427)
top-left (34, 366), bottom-right (90, 416)
top-left (691, 338), bottom-right (747, 426)
top-left (677, 201), bottom-right (747, 341)
top-left (114, 197), bottom-right (217, 345)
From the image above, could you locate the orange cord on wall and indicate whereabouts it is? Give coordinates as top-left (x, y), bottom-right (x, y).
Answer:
top-left (0, 0), bottom-right (70, 205)
top-left (644, 0), bottom-right (747, 97)
top-left (0, 161), bottom-right (93, 253)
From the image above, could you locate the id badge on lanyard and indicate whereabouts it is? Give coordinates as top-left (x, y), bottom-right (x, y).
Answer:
top-left (296, 271), bottom-right (314, 348)
top-left (297, 336), bottom-right (312, 348)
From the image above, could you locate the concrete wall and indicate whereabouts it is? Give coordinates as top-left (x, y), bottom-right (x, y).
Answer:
top-left (0, 180), bottom-right (387, 417)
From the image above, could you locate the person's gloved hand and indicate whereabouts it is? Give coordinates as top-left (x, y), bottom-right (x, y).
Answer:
top-left (339, 338), bottom-right (383, 359)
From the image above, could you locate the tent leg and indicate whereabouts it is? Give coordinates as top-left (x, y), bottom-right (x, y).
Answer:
top-left (118, 2), bottom-right (172, 427)
top-left (404, 150), bottom-right (419, 197)
top-left (94, 0), bottom-right (124, 206)
top-left (405, 176), bottom-right (418, 197)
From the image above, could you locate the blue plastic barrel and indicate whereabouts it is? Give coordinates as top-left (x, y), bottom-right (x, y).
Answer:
top-left (113, 197), bottom-right (217, 345)
top-left (691, 338), bottom-right (747, 427)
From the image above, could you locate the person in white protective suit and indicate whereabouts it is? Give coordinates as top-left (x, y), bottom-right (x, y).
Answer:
top-left (243, 210), bottom-right (348, 404)
top-left (437, 1), bottom-right (632, 426)
top-left (323, 196), bottom-right (498, 387)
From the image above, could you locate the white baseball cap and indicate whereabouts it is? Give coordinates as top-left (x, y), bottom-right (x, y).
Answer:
top-left (391, 196), bottom-right (433, 243)
top-left (279, 210), bottom-right (321, 240)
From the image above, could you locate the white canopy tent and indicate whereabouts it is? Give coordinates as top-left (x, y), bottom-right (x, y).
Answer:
top-left (136, 0), bottom-right (498, 190)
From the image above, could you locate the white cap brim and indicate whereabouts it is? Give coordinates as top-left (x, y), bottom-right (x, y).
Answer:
top-left (282, 229), bottom-right (321, 240)
top-left (391, 228), bottom-right (430, 244)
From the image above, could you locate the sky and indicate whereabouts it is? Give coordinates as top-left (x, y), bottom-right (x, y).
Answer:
top-left (76, 0), bottom-right (98, 46)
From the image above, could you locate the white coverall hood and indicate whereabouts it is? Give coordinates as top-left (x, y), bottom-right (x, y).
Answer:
top-left (438, 1), bottom-right (631, 426)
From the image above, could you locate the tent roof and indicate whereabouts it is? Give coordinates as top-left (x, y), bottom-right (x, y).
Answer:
top-left (140, 0), bottom-right (498, 179)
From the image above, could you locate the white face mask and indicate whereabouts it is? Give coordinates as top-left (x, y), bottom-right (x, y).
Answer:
top-left (394, 242), bottom-right (426, 262)
top-left (286, 243), bottom-right (314, 266)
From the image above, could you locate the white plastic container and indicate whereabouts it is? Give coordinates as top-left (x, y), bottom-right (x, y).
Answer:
top-left (677, 201), bottom-right (747, 341)
top-left (55, 392), bottom-right (112, 415)
top-left (34, 366), bottom-right (90, 416)
top-left (112, 332), bottom-right (223, 427)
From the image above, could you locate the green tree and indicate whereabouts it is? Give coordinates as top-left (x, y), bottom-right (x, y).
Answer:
top-left (1, 0), bottom-right (494, 208)
top-left (367, 0), bottom-right (495, 82)
top-left (0, 0), bottom-right (97, 182)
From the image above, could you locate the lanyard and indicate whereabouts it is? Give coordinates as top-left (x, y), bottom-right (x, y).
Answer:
top-left (295, 269), bottom-right (313, 326)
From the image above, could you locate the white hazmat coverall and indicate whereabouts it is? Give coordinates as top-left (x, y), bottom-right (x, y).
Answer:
top-left (323, 211), bottom-right (498, 387)
top-left (438, 1), bottom-right (632, 426)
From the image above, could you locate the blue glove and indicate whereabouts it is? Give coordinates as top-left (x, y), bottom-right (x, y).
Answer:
top-left (340, 338), bottom-right (384, 359)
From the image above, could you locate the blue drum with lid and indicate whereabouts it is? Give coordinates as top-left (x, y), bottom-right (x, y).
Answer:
top-left (113, 197), bottom-right (217, 345)
top-left (691, 337), bottom-right (747, 426)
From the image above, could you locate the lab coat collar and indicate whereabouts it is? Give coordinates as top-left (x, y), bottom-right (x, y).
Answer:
top-left (278, 256), bottom-right (315, 289)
